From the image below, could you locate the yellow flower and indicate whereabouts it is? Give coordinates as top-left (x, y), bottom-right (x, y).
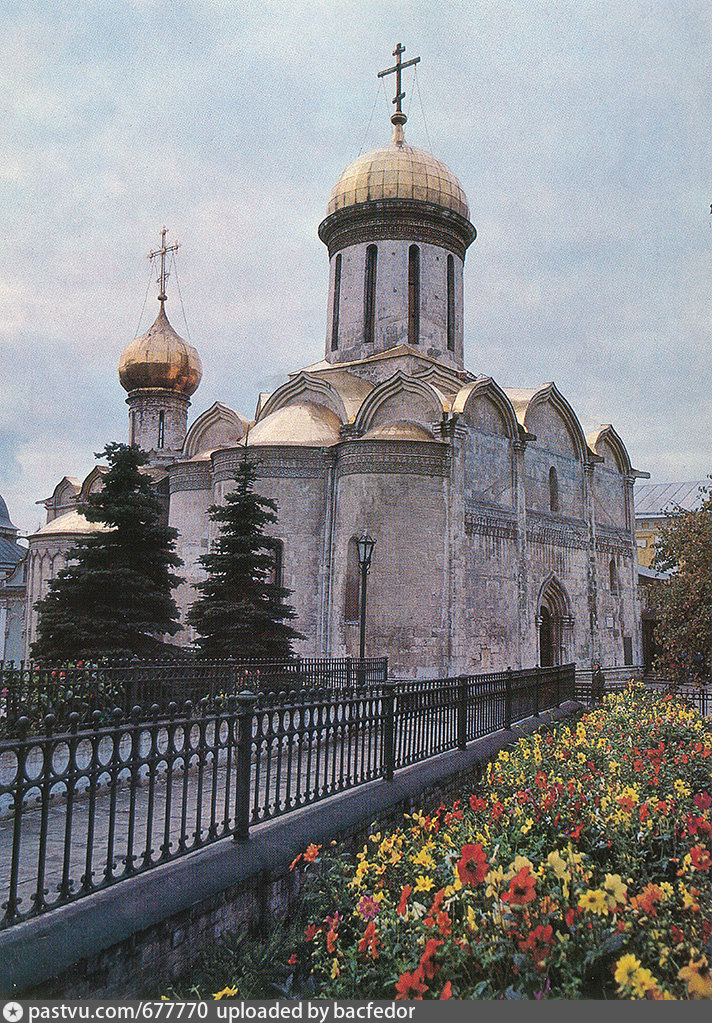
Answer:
top-left (466, 905), bottom-right (478, 931)
top-left (412, 847), bottom-right (436, 870)
top-left (213, 986), bottom-right (239, 1000)
top-left (578, 889), bottom-right (608, 916)
top-left (547, 849), bottom-right (569, 880)
top-left (520, 818), bottom-right (533, 835)
top-left (330, 958), bottom-right (341, 980)
top-left (603, 873), bottom-right (628, 909)
top-left (678, 952), bottom-right (712, 999)
top-left (415, 874), bottom-right (434, 893)
top-left (614, 953), bottom-right (642, 989)
top-left (485, 865), bottom-right (505, 898)
top-left (631, 967), bottom-right (659, 998)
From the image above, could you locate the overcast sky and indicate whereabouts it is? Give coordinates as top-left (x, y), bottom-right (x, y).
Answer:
top-left (2, 0), bottom-right (710, 534)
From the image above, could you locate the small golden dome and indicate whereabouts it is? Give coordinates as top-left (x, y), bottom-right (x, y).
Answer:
top-left (248, 403), bottom-right (342, 447)
top-left (327, 138), bottom-right (469, 220)
top-left (119, 304), bottom-right (202, 396)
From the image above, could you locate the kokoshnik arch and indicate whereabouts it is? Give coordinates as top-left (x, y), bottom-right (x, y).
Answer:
top-left (23, 45), bottom-right (647, 676)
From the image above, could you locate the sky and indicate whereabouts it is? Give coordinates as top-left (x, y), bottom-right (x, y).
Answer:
top-left (1, 0), bottom-right (710, 535)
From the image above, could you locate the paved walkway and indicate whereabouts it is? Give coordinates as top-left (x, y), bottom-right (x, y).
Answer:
top-left (0, 722), bottom-right (385, 926)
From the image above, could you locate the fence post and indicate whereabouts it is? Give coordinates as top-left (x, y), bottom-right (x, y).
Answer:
top-left (533, 668), bottom-right (539, 718)
top-left (457, 676), bottom-right (468, 749)
top-left (382, 681), bottom-right (395, 781)
top-left (504, 667), bottom-right (512, 730)
top-left (234, 691), bottom-right (257, 841)
top-left (346, 656), bottom-right (353, 690)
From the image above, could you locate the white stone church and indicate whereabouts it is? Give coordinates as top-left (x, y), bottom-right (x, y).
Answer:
top-left (23, 54), bottom-right (646, 676)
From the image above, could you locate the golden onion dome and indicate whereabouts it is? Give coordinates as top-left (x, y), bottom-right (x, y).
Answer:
top-left (119, 303), bottom-right (202, 396)
top-left (326, 135), bottom-right (469, 220)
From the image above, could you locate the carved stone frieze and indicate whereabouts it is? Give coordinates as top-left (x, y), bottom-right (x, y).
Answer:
top-left (336, 441), bottom-right (449, 478)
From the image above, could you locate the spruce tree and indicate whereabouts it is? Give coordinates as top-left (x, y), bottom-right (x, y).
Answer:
top-left (187, 454), bottom-right (302, 658)
top-left (32, 443), bottom-right (184, 661)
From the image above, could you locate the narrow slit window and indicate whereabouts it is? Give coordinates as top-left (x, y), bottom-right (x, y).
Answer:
top-left (158, 410), bottom-right (165, 449)
top-left (549, 466), bottom-right (559, 513)
top-left (331, 253), bottom-right (342, 352)
top-left (408, 244), bottom-right (420, 345)
top-left (609, 558), bottom-right (617, 592)
top-left (364, 245), bottom-right (377, 345)
top-left (130, 411), bottom-right (136, 445)
top-left (447, 255), bottom-right (455, 351)
top-left (268, 540), bottom-right (284, 589)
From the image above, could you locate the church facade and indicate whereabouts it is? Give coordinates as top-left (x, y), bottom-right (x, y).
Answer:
top-left (23, 55), bottom-right (645, 676)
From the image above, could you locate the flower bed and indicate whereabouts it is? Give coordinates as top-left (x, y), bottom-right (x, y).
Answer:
top-left (202, 685), bottom-right (711, 1000)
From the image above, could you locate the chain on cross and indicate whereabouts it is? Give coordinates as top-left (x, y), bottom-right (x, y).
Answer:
top-left (148, 226), bottom-right (180, 304)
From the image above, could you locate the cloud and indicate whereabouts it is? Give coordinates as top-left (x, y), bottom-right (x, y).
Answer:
top-left (1, 0), bottom-right (710, 532)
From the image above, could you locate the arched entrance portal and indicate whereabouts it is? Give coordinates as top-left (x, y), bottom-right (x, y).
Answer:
top-left (539, 606), bottom-right (553, 666)
top-left (536, 576), bottom-right (573, 666)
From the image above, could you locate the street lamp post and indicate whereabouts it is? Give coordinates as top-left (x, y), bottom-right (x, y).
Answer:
top-left (357, 532), bottom-right (376, 671)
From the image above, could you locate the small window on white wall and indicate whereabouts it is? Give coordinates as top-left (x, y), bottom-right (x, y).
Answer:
top-left (549, 467), bottom-right (559, 514)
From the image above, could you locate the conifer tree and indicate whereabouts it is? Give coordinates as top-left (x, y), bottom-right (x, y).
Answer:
top-left (187, 454), bottom-right (302, 658)
top-left (32, 443), bottom-right (184, 660)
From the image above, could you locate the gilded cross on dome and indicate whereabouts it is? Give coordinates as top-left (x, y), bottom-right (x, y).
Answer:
top-left (148, 226), bottom-right (180, 306)
top-left (377, 42), bottom-right (420, 129)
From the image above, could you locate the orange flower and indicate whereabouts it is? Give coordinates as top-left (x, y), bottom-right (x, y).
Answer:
top-left (690, 845), bottom-right (711, 872)
top-left (289, 853), bottom-right (302, 871)
top-left (357, 920), bottom-right (379, 959)
top-left (439, 981), bottom-right (453, 1000)
top-left (501, 866), bottom-right (537, 907)
top-left (419, 938), bottom-right (444, 979)
top-left (632, 883), bottom-right (663, 915)
top-left (397, 885), bottom-right (413, 917)
top-left (326, 929), bottom-right (338, 954)
top-left (456, 843), bottom-right (489, 885)
top-left (395, 969), bottom-right (428, 1000)
top-left (303, 843), bottom-right (322, 863)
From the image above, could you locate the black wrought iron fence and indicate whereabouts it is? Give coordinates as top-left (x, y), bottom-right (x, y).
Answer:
top-left (0, 663), bottom-right (575, 930)
top-left (0, 657), bottom-right (389, 735)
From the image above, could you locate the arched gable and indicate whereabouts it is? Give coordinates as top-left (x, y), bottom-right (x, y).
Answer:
top-left (537, 572), bottom-right (573, 619)
top-left (452, 378), bottom-right (519, 439)
top-left (53, 477), bottom-right (81, 506)
top-left (412, 364), bottom-right (463, 397)
top-left (79, 465), bottom-right (108, 501)
top-left (587, 425), bottom-right (631, 475)
top-left (353, 372), bottom-right (448, 435)
top-left (184, 402), bottom-right (249, 458)
top-left (258, 371), bottom-right (349, 425)
top-left (522, 383), bottom-right (587, 461)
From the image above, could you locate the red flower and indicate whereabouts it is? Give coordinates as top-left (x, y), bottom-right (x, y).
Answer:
top-left (456, 843), bottom-right (489, 885)
top-left (490, 801), bottom-right (504, 820)
top-left (470, 795), bottom-right (487, 811)
top-left (357, 920), bottom-right (379, 959)
top-left (519, 924), bottom-right (554, 968)
top-left (304, 923), bottom-right (318, 941)
top-left (419, 938), bottom-right (444, 979)
top-left (501, 866), bottom-right (537, 907)
top-left (439, 981), bottom-right (453, 1000)
top-left (568, 823), bottom-right (584, 839)
top-left (326, 929), bottom-right (338, 953)
top-left (288, 953), bottom-right (297, 965)
top-left (397, 885), bottom-right (413, 917)
top-left (565, 908), bottom-right (576, 929)
top-left (395, 969), bottom-right (428, 1000)
top-left (687, 814), bottom-right (712, 836)
top-left (693, 791), bottom-right (711, 811)
top-left (690, 845), bottom-right (711, 872)
top-left (436, 911), bottom-right (452, 937)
